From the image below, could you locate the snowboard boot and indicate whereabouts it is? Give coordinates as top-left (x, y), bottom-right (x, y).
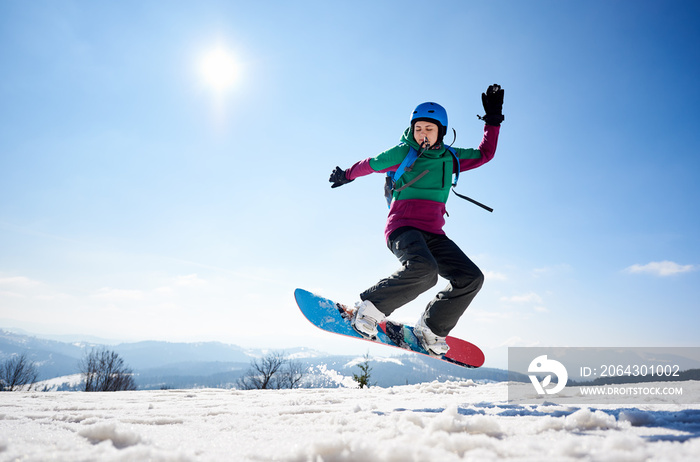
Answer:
top-left (414, 313), bottom-right (449, 356)
top-left (351, 300), bottom-right (385, 339)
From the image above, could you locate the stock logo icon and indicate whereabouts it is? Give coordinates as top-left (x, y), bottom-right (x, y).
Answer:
top-left (528, 355), bottom-right (568, 395)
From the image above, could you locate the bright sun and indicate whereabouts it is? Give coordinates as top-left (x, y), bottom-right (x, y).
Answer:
top-left (199, 46), bottom-right (239, 94)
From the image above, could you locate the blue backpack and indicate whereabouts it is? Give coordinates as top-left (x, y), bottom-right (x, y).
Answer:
top-left (383, 145), bottom-right (492, 212)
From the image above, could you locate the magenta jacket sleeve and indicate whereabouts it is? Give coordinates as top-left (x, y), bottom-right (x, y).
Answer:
top-left (345, 158), bottom-right (376, 181)
top-left (459, 124), bottom-right (500, 172)
top-left (346, 124), bottom-right (500, 179)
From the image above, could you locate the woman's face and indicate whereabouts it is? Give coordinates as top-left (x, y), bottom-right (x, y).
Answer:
top-left (413, 121), bottom-right (439, 147)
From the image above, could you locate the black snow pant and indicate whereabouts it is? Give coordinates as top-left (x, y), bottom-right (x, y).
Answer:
top-left (360, 227), bottom-right (484, 337)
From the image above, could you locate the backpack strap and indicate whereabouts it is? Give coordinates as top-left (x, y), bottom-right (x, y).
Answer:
top-left (384, 144), bottom-right (492, 212)
top-left (394, 169), bottom-right (430, 192)
top-left (446, 146), bottom-right (459, 187)
top-left (393, 145), bottom-right (420, 183)
top-left (446, 145), bottom-right (493, 212)
top-left (385, 145), bottom-right (425, 207)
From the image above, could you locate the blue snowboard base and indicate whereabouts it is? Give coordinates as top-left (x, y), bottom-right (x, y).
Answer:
top-left (294, 288), bottom-right (484, 368)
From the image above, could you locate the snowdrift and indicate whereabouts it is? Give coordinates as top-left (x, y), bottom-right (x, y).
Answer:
top-left (1, 381), bottom-right (700, 461)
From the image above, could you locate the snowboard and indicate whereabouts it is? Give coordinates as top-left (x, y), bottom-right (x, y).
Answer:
top-left (294, 288), bottom-right (484, 368)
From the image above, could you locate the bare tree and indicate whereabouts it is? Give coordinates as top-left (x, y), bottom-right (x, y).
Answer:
top-left (279, 358), bottom-right (305, 389)
top-left (79, 348), bottom-right (137, 392)
top-left (238, 351), bottom-right (285, 390)
top-left (238, 352), bottom-right (305, 390)
top-left (1, 352), bottom-right (39, 391)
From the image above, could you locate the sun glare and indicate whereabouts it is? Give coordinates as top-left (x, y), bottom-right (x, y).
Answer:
top-left (199, 46), bottom-right (239, 94)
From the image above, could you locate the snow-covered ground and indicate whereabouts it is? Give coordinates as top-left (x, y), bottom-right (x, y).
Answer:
top-left (2, 381), bottom-right (700, 461)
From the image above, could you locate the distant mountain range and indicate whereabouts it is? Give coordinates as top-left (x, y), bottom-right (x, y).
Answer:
top-left (0, 329), bottom-right (517, 390)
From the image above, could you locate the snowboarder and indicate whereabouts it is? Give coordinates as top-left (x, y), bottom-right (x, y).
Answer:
top-left (328, 85), bottom-right (504, 355)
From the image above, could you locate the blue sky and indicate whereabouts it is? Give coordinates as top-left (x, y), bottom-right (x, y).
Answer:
top-left (1, 0), bottom-right (699, 368)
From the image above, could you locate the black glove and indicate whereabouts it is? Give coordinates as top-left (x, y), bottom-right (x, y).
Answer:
top-left (478, 84), bottom-right (505, 126)
top-left (329, 166), bottom-right (353, 188)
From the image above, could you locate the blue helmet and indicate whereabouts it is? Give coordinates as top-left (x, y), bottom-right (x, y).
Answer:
top-left (410, 102), bottom-right (448, 137)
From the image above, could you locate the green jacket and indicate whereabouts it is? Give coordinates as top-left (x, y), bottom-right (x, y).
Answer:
top-left (345, 124), bottom-right (499, 241)
top-left (369, 128), bottom-right (484, 203)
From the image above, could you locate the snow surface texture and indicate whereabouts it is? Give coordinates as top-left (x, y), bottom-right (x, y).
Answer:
top-left (2, 381), bottom-right (700, 461)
